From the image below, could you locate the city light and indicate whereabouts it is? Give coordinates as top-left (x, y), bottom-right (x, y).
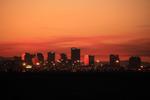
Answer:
top-left (22, 62), bottom-right (26, 66)
top-left (116, 60), bottom-right (120, 63)
top-left (77, 60), bottom-right (80, 63)
top-left (140, 66), bottom-right (144, 69)
top-left (96, 60), bottom-right (100, 63)
top-left (36, 62), bottom-right (40, 66)
top-left (57, 60), bottom-right (61, 63)
top-left (26, 65), bottom-right (32, 69)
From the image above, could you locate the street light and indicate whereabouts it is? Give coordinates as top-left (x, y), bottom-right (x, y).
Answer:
top-left (22, 62), bottom-right (26, 66)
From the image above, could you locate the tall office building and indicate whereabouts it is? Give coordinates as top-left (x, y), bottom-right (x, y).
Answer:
top-left (47, 52), bottom-right (55, 63)
top-left (84, 55), bottom-right (95, 66)
top-left (24, 53), bottom-right (33, 65)
top-left (71, 48), bottom-right (80, 63)
top-left (129, 56), bottom-right (141, 68)
top-left (60, 53), bottom-right (67, 63)
top-left (37, 53), bottom-right (44, 64)
top-left (110, 54), bottom-right (120, 66)
top-left (89, 55), bottom-right (95, 66)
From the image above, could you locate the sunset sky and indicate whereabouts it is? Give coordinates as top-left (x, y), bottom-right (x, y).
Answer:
top-left (0, 0), bottom-right (150, 62)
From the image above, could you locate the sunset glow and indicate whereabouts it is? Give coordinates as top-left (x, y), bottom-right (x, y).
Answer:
top-left (0, 0), bottom-right (150, 62)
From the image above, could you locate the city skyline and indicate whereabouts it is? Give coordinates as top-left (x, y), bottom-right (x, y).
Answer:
top-left (0, 47), bottom-right (148, 64)
top-left (0, 0), bottom-right (150, 62)
top-left (0, 47), bottom-right (149, 73)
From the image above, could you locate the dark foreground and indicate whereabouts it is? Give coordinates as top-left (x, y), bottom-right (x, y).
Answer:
top-left (0, 72), bottom-right (150, 99)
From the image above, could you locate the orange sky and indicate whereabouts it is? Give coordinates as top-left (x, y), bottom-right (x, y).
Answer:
top-left (0, 0), bottom-right (150, 62)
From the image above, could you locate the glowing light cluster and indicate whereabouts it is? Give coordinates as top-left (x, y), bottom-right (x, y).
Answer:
top-left (26, 65), bottom-right (32, 69)
top-left (36, 62), bottom-right (40, 66)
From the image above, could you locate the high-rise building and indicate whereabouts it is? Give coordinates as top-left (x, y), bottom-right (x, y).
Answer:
top-left (24, 53), bottom-right (33, 65)
top-left (110, 54), bottom-right (120, 66)
top-left (37, 53), bottom-right (44, 64)
top-left (89, 55), bottom-right (95, 66)
top-left (47, 52), bottom-right (55, 63)
top-left (84, 55), bottom-right (95, 66)
top-left (71, 47), bottom-right (80, 63)
top-left (60, 53), bottom-right (67, 63)
top-left (129, 56), bottom-right (141, 68)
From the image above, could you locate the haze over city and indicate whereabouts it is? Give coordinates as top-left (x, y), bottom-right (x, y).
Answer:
top-left (0, 0), bottom-right (150, 62)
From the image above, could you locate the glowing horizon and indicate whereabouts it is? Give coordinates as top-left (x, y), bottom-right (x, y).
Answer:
top-left (0, 0), bottom-right (150, 62)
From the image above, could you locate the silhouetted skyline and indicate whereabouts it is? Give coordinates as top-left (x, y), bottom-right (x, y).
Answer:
top-left (0, 47), bottom-right (150, 72)
top-left (0, 0), bottom-right (150, 62)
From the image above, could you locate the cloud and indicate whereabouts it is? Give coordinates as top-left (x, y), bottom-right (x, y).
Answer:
top-left (0, 36), bottom-right (150, 62)
top-left (137, 25), bottom-right (150, 28)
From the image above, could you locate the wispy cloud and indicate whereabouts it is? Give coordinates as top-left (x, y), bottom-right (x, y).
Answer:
top-left (0, 36), bottom-right (150, 61)
top-left (137, 25), bottom-right (150, 28)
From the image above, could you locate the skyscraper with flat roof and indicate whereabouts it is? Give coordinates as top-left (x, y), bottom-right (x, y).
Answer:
top-left (60, 53), bottom-right (67, 63)
top-left (71, 47), bottom-right (80, 63)
top-left (24, 53), bottom-right (33, 65)
top-left (37, 53), bottom-right (44, 64)
top-left (89, 55), bottom-right (95, 66)
top-left (84, 55), bottom-right (95, 66)
top-left (47, 52), bottom-right (55, 64)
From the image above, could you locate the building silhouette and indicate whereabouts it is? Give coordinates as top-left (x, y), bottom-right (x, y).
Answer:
top-left (24, 53), bottom-right (33, 65)
top-left (0, 47), bottom-right (149, 72)
top-left (71, 47), bottom-right (80, 63)
top-left (60, 53), bottom-right (68, 63)
top-left (84, 55), bottom-right (95, 66)
top-left (129, 56), bottom-right (141, 68)
top-left (109, 54), bottom-right (120, 66)
top-left (37, 53), bottom-right (44, 65)
top-left (89, 55), bottom-right (95, 66)
top-left (47, 52), bottom-right (55, 64)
